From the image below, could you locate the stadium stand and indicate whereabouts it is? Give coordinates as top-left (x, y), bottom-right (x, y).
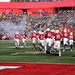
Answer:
top-left (11, 0), bottom-right (64, 2)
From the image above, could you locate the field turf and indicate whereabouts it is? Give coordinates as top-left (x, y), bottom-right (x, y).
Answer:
top-left (0, 40), bottom-right (75, 64)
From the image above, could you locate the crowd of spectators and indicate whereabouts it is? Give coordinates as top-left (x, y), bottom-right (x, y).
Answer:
top-left (0, 12), bottom-right (25, 40)
top-left (11, 0), bottom-right (64, 2)
top-left (0, 9), bottom-right (75, 40)
top-left (49, 9), bottom-right (75, 28)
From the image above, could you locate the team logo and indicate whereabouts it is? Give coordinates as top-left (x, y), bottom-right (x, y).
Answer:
top-left (0, 66), bottom-right (22, 70)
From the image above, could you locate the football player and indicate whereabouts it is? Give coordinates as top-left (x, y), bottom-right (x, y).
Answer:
top-left (31, 30), bottom-right (37, 50)
top-left (69, 32), bottom-right (74, 51)
top-left (45, 28), bottom-right (53, 53)
top-left (53, 30), bottom-right (61, 56)
top-left (14, 31), bottom-right (20, 48)
top-left (38, 31), bottom-right (46, 52)
top-left (21, 31), bottom-right (27, 48)
top-left (63, 28), bottom-right (69, 51)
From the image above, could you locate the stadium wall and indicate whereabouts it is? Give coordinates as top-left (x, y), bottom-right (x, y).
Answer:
top-left (0, 0), bottom-right (75, 13)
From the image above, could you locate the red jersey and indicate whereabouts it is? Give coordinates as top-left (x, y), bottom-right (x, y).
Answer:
top-left (65, 25), bottom-right (72, 33)
top-left (39, 33), bottom-right (45, 40)
top-left (73, 28), bottom-right (75, 38)
top-left (63, 32), bottom-right (68, 38)
top-left (37, 32), bottom-right (40, 38)
top-left (44, 31), bottom-right (48, 35)
top-left (15, 34), bottom-right (20, 39)
top-left (55, 33), bottom-right (61, 41)
top-left (44, 31), bottom-right (48, 38)
top-left (32, 32), bottom-right (37, 38)
top-left (22, 34), bottom-right (26, 38)
top-left (60, 31), bottom-right (63, 39)
top-left (51, 31), bottom-right (55, 37)
top-left (69, 34), bottom-right (73, 40)
top-left (46, 31), bottom-right (52, 38)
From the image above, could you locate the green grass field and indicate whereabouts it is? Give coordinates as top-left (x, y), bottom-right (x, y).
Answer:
top-left (0, 40), bottom-right (75, 64)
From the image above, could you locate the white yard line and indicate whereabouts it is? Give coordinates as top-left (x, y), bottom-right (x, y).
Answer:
top-left (9, 45), bottom-right (38, 48)
top-left (11, 51), bottom-right (43, 55)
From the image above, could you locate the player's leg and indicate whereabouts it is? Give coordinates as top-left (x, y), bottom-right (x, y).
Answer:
top-left (54, 41), bottom-right (61, 56)
top-left (69, 40), bottom-right (73, 51)
top-left (59, 50), bottom-right (61, 56)
top-left (33, 43), bottom-right (36, 50)
top-left (70, 44), bottom-right (72, 51)
top-left (44, 45), bottom-right (47, 54)
top-left (15, 41), bottom-right (18, 48)
top-left (39, 42), bottom-right (43, 51)
top-left (15, 39), bottom-right (19, 48)
top-left (57, 41), bottom-right (61, 56)
top-left (23, 38), bottom-right (26, 48)
top-left (53, 41), bottom-right (58, 52)
top-left (42, 40), bottom-right (46, 51)
top-left (32, 38), bottom-right (36, 50)
top-left (17, 39), bottom-right (19, 48)
top-left (63, 38), bottom-right (67, 52)
top-left (44, 38), bottom-right (49, 54)
top-left (39, 40), bottom-right (44, 51)
top-left (48, 39), bottom-right (53, 53)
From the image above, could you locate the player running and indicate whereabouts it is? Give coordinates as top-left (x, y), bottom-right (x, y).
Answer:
top-left (63, 28), bottom-right (69, 51)
top-left (69, 32), bottom-right (74, 51)
top-left (45, 28), bottom-right (53, 53)
top-left (38, 31), bottom-right (46, 53)
top-left (53, 30), bottom-right (61, 56)
top-left (31, 30), bottom-right (37, 50)
top-left (14, 31), bottom-right (20, 48)
top-left (21, 31), bottom-right (27, 48)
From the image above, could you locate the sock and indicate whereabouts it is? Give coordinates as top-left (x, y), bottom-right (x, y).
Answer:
top-left (33, 43), bottom-right (36, 49)
top-left (59, 51), bottom-right (61, 56)
top-left (70, 44), bottom-right (72, 50)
